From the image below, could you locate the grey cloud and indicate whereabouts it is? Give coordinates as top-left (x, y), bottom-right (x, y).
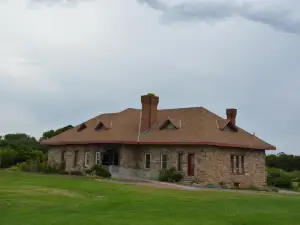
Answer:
top-left (28, 0), bottom-right (93, 7)
top-left (139, 0), bottom-right (300, 34)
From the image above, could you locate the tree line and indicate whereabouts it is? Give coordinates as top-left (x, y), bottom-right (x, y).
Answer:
top-left (0, 125), bottom-right (73, 168)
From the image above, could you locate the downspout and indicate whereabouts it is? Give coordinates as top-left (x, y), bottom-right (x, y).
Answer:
top-left (137, 110), bottom-right (142, 143)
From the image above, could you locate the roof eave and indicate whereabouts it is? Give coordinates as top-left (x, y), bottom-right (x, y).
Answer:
top-left (42, 140), bottom-right (276, 150)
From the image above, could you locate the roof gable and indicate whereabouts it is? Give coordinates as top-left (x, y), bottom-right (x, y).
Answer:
top-left (159, 117), bottom-right (181, 130)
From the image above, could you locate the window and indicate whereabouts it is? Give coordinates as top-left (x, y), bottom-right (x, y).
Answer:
top-left (77, 123), bottom-right (87, 132)
top-left (177, 152), bottom-right (183, 171)
top-left (95, 152), bottom-right (101, 165)
top-left (231, 155), bottom-right (245, 174)
top-left (85, 152), bottom-right (90, 167)
top-left (145, 153), bottom-right (151, 169)
top-left (61, 150), bottom-right (66, 162)
top-left (95, 122), bottom-right (105, 131)
top-left (74, 150), bottom-right (78, 166)
top-left (159, 119), bottom-right (179, 130)
top-left (161, 154), bottom-right (168, 169)
top-left (167, 123), bottom-right (175, 129)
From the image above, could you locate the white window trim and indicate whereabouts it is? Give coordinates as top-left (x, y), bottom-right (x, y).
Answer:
top-left (144, 153), bottom-right (151, 169)
top-left (95, 152), bottom-right (101, 165)
top-left (160, 154), bottom-right (168, 169)
top-left (85, 152), bottom-right (90, 167)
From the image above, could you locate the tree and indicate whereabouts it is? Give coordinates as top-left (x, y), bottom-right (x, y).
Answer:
top-left (39, 125), bottom-right (74, 141)
top-left (266, 153), bottom-right (300, 172)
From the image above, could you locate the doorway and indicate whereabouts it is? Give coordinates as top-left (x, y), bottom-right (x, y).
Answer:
top-left (101, 149), bottom-right (119, 166)
top-left (187, 154), bottom-right (195, 176)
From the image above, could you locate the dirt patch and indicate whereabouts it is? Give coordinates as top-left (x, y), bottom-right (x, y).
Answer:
top-left (99, 179), bottom-right (186, 190)
top-left (1, 186), bottom-right (81, 198)
top-left (133, 182), bottom-right (185, 189)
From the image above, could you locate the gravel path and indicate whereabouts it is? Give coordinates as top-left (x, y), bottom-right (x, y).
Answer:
top-left (100, 178), bottom-right (300, 194)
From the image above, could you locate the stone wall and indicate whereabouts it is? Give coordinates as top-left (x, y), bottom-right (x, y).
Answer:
top-left (48, 144), bottom-right (266, 188)
top-left (48, 145), bottom-right (102, 171)
top-left (132, 145), bottom-right (266, 188)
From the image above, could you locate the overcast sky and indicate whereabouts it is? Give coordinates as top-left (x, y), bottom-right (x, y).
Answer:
top-left (1, 0), bottom-right (299, 154)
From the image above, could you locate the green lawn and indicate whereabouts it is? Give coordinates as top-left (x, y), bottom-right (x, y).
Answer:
top-left (0, 171), bottom-right (300, 225)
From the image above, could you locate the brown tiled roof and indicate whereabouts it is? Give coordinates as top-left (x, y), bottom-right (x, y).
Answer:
top-left (42, 107), bottom-right (276, 150)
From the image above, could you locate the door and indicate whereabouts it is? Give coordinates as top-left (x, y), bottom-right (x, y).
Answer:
top-left (187, 154), bottom-right (195, 176)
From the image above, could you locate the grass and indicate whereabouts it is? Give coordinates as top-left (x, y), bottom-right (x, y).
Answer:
top-left (0, 171), bottom-right (300, 225)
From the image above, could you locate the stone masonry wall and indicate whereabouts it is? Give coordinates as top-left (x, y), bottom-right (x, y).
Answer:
top-left (134, 145), bottom-right (266, 188)
top-left (48, 144), bottom-right (266, 188)
top-left (48, 145), bottom-right (103, 172)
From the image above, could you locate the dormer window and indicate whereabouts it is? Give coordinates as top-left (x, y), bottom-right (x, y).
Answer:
top-left (167, 123), bottom-right (175, 129)
top-left (95, 120), bottom-right (112, 131)
top-left (217, 120), bottom-right (238, 132)
top-left (159, 117), bottom-right (181, 130)
top-left (95, 122), bottom-right (105, 131)
top-left (77, 123), bottom-right (87, 132)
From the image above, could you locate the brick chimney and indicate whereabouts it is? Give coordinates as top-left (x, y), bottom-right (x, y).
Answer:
top-left (226, 108), bottom-right (237, 126)
top-left (141, 94), bottom-right (159, 132)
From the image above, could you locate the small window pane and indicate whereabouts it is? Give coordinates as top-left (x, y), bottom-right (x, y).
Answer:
top-left (145, 154), bottom-right (151, 169)
top-left (95, 152), bottom-right (101, 165)
top-left (61, 151), bottom-right (66, 162)
top-left (85, 152), bottom-right (90, 166)
top-left (167, 123), bottom-right (175, 129)
top-left (178, 153), bottom-right (183, 171)
top-left (161, 154), bottom-right (168, 169)
top-left (74, 151), bottom-right (78, 166)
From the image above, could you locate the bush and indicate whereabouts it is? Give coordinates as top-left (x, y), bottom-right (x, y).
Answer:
top-left (271, 177), bottom-right (292, 189)
top-left (86, 165), bottom-right (111, 178)
top-left (158, 167), bottom-right (183, 183)
top-left (266, 167), bottom-right (300, 189)
top-left (17, 159), bottom-right (61, 174)
top-left (0, 147), bottom-right (46, 168)
top-left (0, 148), bottom-right (17, 168)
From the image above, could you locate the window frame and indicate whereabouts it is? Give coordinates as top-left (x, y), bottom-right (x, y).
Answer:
top-left (160, 154), bottom-right (168, 169)
top-left (144, 153), bottom-right (151, 169)
top-left (230, 155), bottom-right (245, 175)
top-left (95, 152), bottom-right (101, 165)
top-left (177, 152), bottom-right (183, 171)
top-left (74, 150), bottom-right (79, 166)
top-left (61, 150), bottom-right (66, 162)
top-left (84, 152), bottom-right (90, 167)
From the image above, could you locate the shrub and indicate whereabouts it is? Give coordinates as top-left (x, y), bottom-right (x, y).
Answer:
top-left (272, 177), bottom-right (292, 189)
top-left (44, 162), bottom-right (60, 174)
top-left (292, 182), bottom-right (299, 190)
top-left (158, 167), bottom-right (183, 183)
top-left (147, 93), bottom-right (156, 96)
top-left (59, 161), bottom-right (66, 172)
top-left (0, 148), bottom-right (17, 168)
top-left (86, 165), bottom-right (111, 178)
top-left (17, 159), bottom-right (60, 174)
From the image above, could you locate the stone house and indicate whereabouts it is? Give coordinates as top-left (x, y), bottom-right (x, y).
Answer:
top-left (42, 94), bottom-right (276, 188)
